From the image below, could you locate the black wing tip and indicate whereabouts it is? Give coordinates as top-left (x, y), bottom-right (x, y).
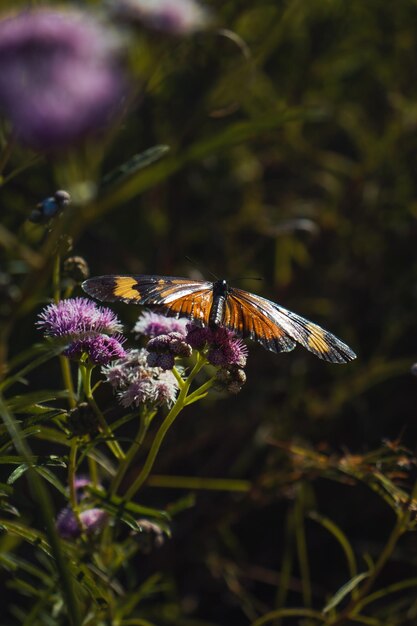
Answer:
top-left (323, 345), bottom-right (357, 364)
top-left (82, 276), bottom-right (118, 302)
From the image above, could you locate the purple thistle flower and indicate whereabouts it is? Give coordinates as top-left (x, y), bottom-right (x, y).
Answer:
top-left (186, 323), bottom-right (248, 367)
top-left (0, 8), bottom-right (128, 150)
top-left (64, 334), bottom-right (126, 365)
top-left (109, 0), bottom-right (211, 35)
top-left (186, 324), bottom-right (211, 350)
top-left (37, 298), bottom-right (123, 339)
top-left (206, 330), bottom-right (248, 368)
top-left (56, 506), bottom-right (108, 540)
top-left (133, 310), bottom-right (188, 338)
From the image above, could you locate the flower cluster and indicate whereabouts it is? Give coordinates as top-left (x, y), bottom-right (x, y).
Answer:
top-left (0, 8), bottom-right (128, 150)
top-left (37, 298), bottom-right (126, 365)
top-left (102, 348), bottom-right (179, 408)
top-left (134, 311), bottom-right (248, 392)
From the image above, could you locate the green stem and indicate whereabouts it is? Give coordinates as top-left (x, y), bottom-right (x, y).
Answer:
top-left (60, 356), bottom-right (77, 409)
top-left (110, 409), bottom-right (156, 496)
top-left (67, 439), bottom-right (84, 531)
top-left (80, 363), bottom-right (125, 460)
top-left (68, 440), bottom-right (78, 511)
top-left (88, 455), bottom-right (98, 488)
top-left (52, 253), bottom-right (77, 409)
top-left (124, 355), bottom-right (206, 501)
top-left (184, 376), bottom-right (215, 405)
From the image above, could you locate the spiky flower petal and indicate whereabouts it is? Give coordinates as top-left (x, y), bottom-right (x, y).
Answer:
top-left (37, 297), bottom-right (123, 338)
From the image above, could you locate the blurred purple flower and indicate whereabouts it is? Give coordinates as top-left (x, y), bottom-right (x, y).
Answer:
top-left (37, 298), bottom-right (123, 339)
top-left (102, 348), bottom-right (179, 407)
top-left (0, 8), bottom-right (128, 150)
top-left (110, 0), bottom-right (210, 35)
top-left (133, 310), bottom-right (188, 338)
top-left (64, 334), bottom-right (126, 365)
top-left (57, 506), bottom-right (108, 540)
top-left (73, 476), bottom-right (92, 494)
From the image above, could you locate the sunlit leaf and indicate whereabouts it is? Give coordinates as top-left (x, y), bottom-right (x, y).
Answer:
top-left (323, 572), bottom-right (370, 613)
top-left (99, 145), bottom-right (170, 190)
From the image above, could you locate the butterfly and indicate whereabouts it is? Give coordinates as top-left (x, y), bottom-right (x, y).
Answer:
top-left (82, 275), bottom-right (356, 364)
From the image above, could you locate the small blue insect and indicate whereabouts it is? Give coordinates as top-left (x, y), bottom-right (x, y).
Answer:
top-left (29, 190), bottom-right (71, 223)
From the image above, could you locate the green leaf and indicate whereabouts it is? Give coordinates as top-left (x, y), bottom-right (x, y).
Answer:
top-left (0, 424), bottom-right (42, 453)
top-left (33, 426), bottom-right (70, 446)
top-left (323, 572), bottom-right (370, 613)
top-left (35, 467), bottom-right (67, 496)
top-left (0, 519), bottom-right (53, 557)
top-left (7, 464), bottom-right (67, 496)
top-left (7, 390), bottom-right (69, 414)
top-left (99, 145), bottom-right (170, 190)
top-left (0, 454), bottom-right (66, 466)
top-left (118, 573), bottom-right (164, 618)
top-left (7, 464), bottom-right (30, 485)
top-left (88, 487), bottom-right (170, 527)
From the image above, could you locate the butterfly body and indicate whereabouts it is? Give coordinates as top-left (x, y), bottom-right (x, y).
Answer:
top-left (210, 279), bottom-right (229, 327)
top-left (82, 274), bottom-right (356, 364)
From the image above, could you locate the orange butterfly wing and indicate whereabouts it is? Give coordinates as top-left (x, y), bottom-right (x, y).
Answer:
top-left (82, 275), bottom-right (213, 325)
top-left (222, 289), bottom-right (296, 354)
top-left (228, 287), bottom-right (356, 363)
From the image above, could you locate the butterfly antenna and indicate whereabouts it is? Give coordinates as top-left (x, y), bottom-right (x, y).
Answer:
top-left (185, 256), bottom-right (219, 281)
top-left (234, 276), bottom-right (264, 283)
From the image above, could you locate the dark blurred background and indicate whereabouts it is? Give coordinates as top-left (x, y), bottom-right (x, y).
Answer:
top-left (3, 0), bottom-right (417, 623)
